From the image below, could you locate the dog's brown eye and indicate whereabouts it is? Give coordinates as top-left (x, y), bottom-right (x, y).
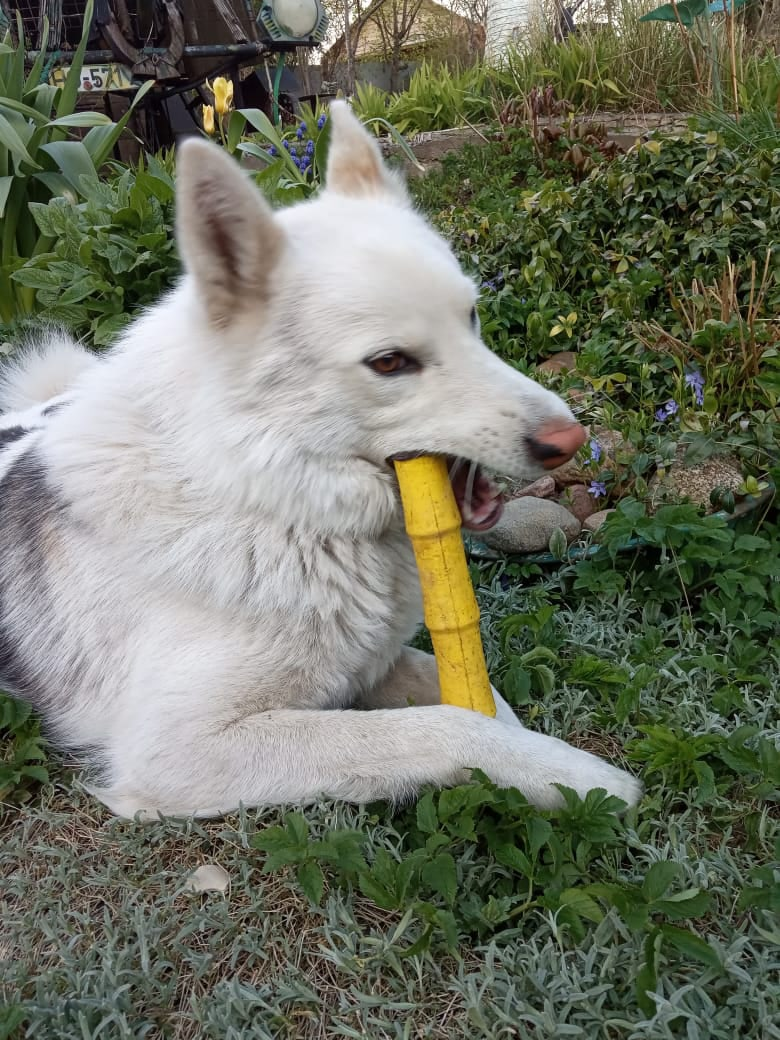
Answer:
top-left (366, 351), bottom-right (419, 376)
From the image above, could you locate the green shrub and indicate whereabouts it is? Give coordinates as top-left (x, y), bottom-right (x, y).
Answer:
top-left (0, 0), bottom-right (152, 323)
top-left (8, 154), bottom-right (178, 345)
top-left (0, 692), bottom-right (48, 805)
top-left (416, 128), bottom-right (780, 385)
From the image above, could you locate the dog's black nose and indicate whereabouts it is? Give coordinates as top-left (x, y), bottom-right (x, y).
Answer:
top-left (526, 421), bottom-right (587, 469)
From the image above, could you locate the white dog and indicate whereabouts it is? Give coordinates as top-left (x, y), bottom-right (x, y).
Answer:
top-left (0, 102), bottom-right (641, 819)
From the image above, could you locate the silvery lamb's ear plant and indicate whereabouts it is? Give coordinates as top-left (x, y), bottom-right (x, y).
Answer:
top-left (0, 0), bottom-right (152, 322)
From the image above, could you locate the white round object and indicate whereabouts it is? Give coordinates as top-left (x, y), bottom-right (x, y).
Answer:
top-left (273, 0), bottom-right (319, 37)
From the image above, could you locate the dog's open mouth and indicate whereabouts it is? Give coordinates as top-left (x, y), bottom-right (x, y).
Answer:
top-left (447, 456), bottom-right (504, 531)
top-left (390, 454), bottom-right (504, 532)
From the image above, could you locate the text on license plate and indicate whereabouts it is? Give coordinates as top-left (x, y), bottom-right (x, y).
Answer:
top-left (49, 63), bottom-right (134, 92)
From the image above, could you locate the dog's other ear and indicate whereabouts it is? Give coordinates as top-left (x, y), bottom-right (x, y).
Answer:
top-left (325, 100), bottom-right (408, 204)
top-left (175, 138), bottom-right (285, 327)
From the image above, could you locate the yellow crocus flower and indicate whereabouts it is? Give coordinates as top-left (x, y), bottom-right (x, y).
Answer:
top-left (202, 104), bottom-right (215, 135)
top-left (207, 77), bottom-right (234, 117)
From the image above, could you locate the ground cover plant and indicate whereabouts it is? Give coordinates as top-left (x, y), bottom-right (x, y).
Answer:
top-left (2, 513), bottom-right (777, 1037)
top-left (1, 84), bottom-right (779, 1037)
top-left (412, 123), bottom-right (779, 526)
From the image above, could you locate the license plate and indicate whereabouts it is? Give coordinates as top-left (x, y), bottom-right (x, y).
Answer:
top-left (49, 63), bottom-right (134, 92)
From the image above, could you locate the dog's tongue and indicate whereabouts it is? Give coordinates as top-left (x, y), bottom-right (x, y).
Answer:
top-left (448, 458), bottom-right (504, 532)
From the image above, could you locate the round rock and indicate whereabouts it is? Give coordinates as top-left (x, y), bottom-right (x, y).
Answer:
top-left (648, 454), bottom-right (743, 513)
top-left (482, 498), bottom-right (582, 553)
top-left (559, 483), bottom-right (598, 523)
top-left (583, 509), bottom-right (615, 534)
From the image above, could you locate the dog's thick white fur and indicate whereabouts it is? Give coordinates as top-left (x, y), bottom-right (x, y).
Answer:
top-left (0, 103), bottom-right (641, 819)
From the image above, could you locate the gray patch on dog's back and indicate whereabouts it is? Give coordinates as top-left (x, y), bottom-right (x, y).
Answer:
top-left (0, 450), bottom-right (67, 705)
top-left (0, 425), bottom-right (33, 450)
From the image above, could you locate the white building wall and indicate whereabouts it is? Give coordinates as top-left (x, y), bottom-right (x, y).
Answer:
top-left (485, 0), bottom-right (533, 60)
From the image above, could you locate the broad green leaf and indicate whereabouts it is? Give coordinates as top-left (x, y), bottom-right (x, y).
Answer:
top-left (237, 107), bottom-right (302, 181)
top-left (0, 97), bottom-right (48, 123)
top-left (32, 171), bottom-right (74, 198)
top-left (236, 140), bottom-right (276, 164)
top-left (284, 810), bottom-right (309, 845)
top-left (10, 267), bottom-right (64, 289)
top-left (47, 113), bottom-right (113, 128)
top-left (654, 889), bottom-right (712, 920)
top-left (0, 110), bottom-right (40, 169)
top-left (636, 927), bottom-right (663, 1017)
top-left (642, 860), bottom-right (682, 902)
top-left (494, 843), bottom-right (532, 875)
top-left (0, 174), bottom-right (12, 217)
top-left (237, 106), bottom-right (284, 145)
top-left (39, 140), bottom-right (99, 196)
top-left (527, 816), bottom-right (553, 858)
top-left (56, 0), bottom-right (94, 119)
top-left (416, 791), bottom-right (438, 833)
top-left (358, 871), bottom-right (396, 909)
top-left (638, 0), bottom-right (708, 24)
top-left (82, 79), bottom-right (154, 169)
top-left (59, 277), bottom-right (101, 305)
top-left (7, 12), bottom-right (25, 95)
top-left (296, 860), bottom-right (324, 904)
top-left (421, 852), bottom-right (457, 905)
top-left (558, 887), bottom-right (605, 923)
top-left (226, 110), bottom-right (245, 153)
top-left (661, 925), bottom-right (722, 969)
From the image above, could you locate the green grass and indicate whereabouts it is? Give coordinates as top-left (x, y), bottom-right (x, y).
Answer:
top-left (2, 533), bottom-right (777, 1038)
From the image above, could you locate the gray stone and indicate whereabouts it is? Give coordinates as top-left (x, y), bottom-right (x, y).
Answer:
top-left (536, 351), bottom-right (577, 376)
top-left (551, 455), bottom-right (586, 489)
top-left (513, 475), bottom-right (556, 500)
top-left (482, 498), bottom-right (581, 553)
top-left (583, 509), bottom-right (615, 534)
top-left (560, 483), bottom-right (598, 523)
top-left (647, 454), bottom-right (743, 513)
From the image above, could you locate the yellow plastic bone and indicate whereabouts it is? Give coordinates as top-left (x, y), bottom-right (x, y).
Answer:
top-left (394, 456), bottom-right (496, 717)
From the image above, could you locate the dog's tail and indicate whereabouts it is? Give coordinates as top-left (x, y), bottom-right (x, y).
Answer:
top-left (0, 333), bottom-right (98, 413)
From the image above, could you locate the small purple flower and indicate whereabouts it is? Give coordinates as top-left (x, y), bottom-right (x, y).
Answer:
top-left (317, 113), bottom-right (327, 129)
top-left (588, 480), bottom-right (608, 499)
top-left (306, 139), bottom-right (315, 155)
top-left (481, 279), bottom-right (498, 291)
top-left (685, 368), bottom-right (705, 407)
top-left (589, 439), bottom-right (602, 463)
top-left (290, 144), bottom-right (297, 157)
top-left (655, 399), bottom-right (679, 422)
top-left (267, 145), bottom-right (277, 157)
top-left (292, 156), bottom-right (301, 169)
top-left (296, 126), bottom-right (304, 140)
top-left (299, 121), bottom-right (307, 133)
top-left (282, 139), bottom-right (289, 151)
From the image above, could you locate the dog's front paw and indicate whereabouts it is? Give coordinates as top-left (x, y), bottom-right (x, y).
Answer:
top-left (489, 731), bottom-right (643, 811)
top-left (555, 751), bottom-right (643, 809)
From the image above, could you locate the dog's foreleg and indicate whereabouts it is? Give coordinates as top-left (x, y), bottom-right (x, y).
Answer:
top-left (95, 697), bottom-right (641, 819)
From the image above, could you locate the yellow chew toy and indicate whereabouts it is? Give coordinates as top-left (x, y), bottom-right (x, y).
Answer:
top-left (394, 456), bottom-right (496, 717)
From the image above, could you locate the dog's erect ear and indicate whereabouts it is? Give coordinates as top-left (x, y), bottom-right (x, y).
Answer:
top-left (175, 138), bottom-right (285, 327)
top-left (325, 100), bottom-right (407, 204)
